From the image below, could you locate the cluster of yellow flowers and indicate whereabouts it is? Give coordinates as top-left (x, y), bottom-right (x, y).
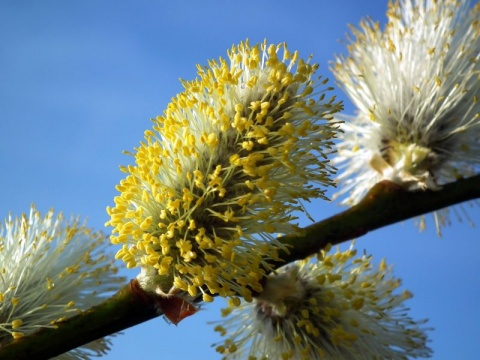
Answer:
top-left (213, 244), bottom-right (431, 359)
top-left (107, 40), bottom-right (341, 301)
top-left (0, 206), bottom-right (124, 358)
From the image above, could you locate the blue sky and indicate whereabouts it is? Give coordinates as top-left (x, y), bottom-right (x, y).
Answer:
top-left (1, 1), bottom-right (479, 359)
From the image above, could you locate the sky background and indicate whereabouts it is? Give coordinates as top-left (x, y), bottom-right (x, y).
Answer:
top-left (1, 1), bottom-right (479, 359)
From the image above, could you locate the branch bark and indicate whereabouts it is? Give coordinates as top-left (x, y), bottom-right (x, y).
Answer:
top-left (275, 174), bottom-right (480, 265)
top-left (2, 174), bottom-right (480, 359)
top-left (0, 282), bottom-right (158, 360)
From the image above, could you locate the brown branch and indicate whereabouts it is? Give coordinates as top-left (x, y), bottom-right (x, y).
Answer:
top-left (275, 174), bottom-right (480, 265)
top-left (1, 174), bottom-right (480, 359)
top-left (0, 281), bottom-right (158, 360)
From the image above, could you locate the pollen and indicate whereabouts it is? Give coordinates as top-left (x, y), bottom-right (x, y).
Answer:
top-left (11, 319), bottom-right (23, 329)
top-left (11, 332), bottom-right (24, 340)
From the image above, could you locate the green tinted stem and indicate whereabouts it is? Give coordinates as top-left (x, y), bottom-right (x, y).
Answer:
top-left (2, 174), bottom-right (480, 359)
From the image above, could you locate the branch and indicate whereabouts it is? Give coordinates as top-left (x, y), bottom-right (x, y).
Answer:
top-left (2, 174), bottom-right (480, 359)
top-left (275, 174), bottom-right (480, 265)
top-left (0, 281), bottom-right (158, 360)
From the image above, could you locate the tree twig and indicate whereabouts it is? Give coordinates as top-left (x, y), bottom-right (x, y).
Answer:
top-left (0, 281), bottom-right (157, 360)
top-left (2, 174), bottom-right (480, 359)
top-left (275, 175), bottom-right (480, 265)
